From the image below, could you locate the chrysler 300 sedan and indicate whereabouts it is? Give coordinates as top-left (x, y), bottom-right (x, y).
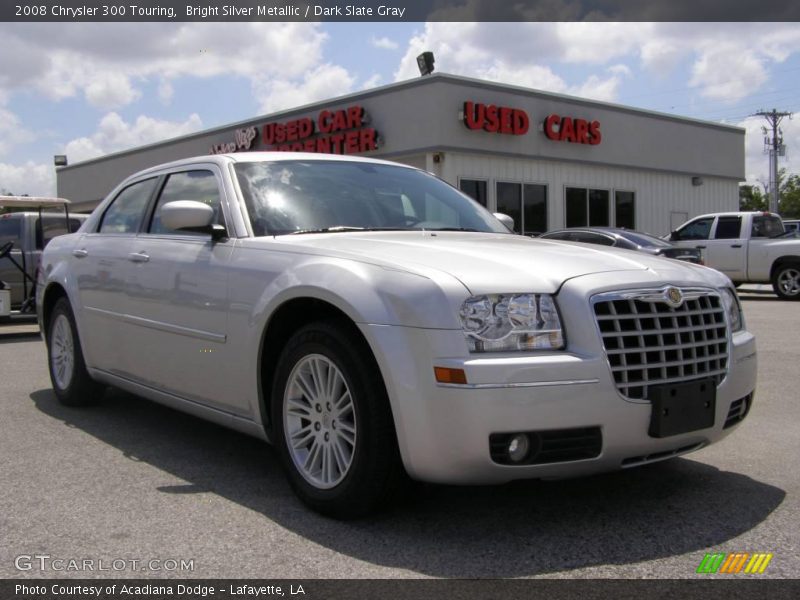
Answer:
top-left (38, 153), bottom-right (757, 517)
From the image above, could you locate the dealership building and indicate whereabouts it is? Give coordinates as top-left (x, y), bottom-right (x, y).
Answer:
top-left (57, 73), bottom-right (745, 236)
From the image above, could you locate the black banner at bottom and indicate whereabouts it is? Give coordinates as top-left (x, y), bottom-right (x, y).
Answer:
top-left (3, 579), bottom-right (800, 600)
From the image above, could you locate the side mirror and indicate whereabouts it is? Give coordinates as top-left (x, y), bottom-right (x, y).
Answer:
top-left (160, 200), bottom-right (227, 241)
top-left (669, 230), bottom-right (678, 241)
top-left (493, 212), bottom-right (515, 232)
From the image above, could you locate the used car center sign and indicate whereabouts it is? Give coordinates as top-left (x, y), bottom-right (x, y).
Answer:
top-left (210, 105), bottom-right (379, 155)
top-left (463, 101), bottom-right (602, 145)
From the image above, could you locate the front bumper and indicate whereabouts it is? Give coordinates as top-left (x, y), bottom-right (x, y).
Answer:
top-left (359, 320), bottom-right (757, 486)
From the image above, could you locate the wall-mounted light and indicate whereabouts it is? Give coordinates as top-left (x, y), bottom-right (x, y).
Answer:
top-left (54, 155), bottom-right (68, 167)
top-left (417, 51), bottom-right (435, 76)
top-left (692, 176), bottom-right (704, 186)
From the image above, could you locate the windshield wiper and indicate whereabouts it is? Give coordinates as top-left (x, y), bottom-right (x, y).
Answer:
top-left (289, 226), bottom-right (366, 235)
top-left (424, 227), bottom-right (481, 232)
top-left (287, 226), bottom-right (412, 235)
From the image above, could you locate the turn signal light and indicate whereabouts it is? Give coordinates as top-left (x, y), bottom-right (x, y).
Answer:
top-left (434, 366), bottom-right (468, 385)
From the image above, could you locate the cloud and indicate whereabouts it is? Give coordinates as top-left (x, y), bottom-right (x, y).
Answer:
top-left (0, 108), bottom-right (34, 158)
top-left (689, 44), bottom-right (767, 103)
top-left (253, 64), bottom-right (356, 114)
top-left (0, 161), bottom-right (54, 197)
top-left (0, 23), bottom-right (332, 110)
top-left (361, 74), bottom-right (382, 90)
top-left (394, 22), bottom-right (800, 107)
top-left (370, 36), bottom-right (399, 50)
top-left (62, 112), bottom-right (204, 164)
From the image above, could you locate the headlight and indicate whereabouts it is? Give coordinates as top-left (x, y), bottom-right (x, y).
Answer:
top-left (720, 287), bottom-right (744, 332)
top-left (459, 293), bottom-right (564, 352)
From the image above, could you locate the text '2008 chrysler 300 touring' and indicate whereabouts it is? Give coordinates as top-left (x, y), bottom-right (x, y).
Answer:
top-left (37, 153), bottom-right (757, 518)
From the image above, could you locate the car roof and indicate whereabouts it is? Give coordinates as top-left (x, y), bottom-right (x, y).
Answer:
top-left (130, 152), bottom-right (419, 180)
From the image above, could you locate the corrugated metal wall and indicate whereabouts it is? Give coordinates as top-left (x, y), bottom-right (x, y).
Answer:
top-left (435, 152), bottom-right (739, 237)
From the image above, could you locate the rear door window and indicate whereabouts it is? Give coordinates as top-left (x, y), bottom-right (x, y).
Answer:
top-left (714, 216), bottom-right (742, 239)
top-left (99, 178), bottom-right (158, 234)
top-left (0, 217), bottom-right (21, 246)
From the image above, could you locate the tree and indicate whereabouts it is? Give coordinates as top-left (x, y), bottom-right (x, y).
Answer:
top-left (741, 169), bottom-right (800, 219)
top-left (779, 173), bottom-right (800, 219)
top-left (739, 183), bottom-right (767, 211)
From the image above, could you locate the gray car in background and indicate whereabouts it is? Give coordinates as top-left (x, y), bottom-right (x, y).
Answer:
top-left (540, 227), bottom-right (703, 264)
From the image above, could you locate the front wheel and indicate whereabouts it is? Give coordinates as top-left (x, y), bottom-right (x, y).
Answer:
top-left (772, 262), bottom-right (800, 300)
top-left (271, 320), bottom-right (405, 518)
top-left (47, 297), bottom-right (102, 405)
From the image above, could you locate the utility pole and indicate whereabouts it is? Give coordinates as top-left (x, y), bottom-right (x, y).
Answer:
top-left (754, 109), bottom-right (791, 214)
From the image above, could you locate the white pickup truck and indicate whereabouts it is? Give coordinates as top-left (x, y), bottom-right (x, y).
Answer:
top-left (669, 211), bottom-right (800, 299)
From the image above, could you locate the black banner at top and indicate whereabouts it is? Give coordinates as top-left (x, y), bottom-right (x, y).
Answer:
top-left (3, 0), bottom-right (800, 22)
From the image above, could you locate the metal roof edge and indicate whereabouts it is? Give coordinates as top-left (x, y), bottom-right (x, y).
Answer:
top-left (58, 72), bottom-right (744, 171)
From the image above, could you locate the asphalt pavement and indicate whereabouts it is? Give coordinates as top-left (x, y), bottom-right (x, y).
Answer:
top-left (0, 289), bottom-right (798, 579)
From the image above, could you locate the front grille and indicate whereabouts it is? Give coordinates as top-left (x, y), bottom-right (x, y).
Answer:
top-left (593, 288), bottom-right (729, 400)
top-left (489, 427), bottom-right (602, 466)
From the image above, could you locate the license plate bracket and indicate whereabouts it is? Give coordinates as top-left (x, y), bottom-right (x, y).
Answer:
top-left (648, 378), bottom-right (716, 438)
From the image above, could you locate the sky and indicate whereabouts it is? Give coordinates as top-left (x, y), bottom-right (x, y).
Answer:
top-left (0, 21), bottom-right (799, 197)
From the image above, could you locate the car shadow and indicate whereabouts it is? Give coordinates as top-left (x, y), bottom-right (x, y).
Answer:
top-left (31, 387), bottom-right (785, 578)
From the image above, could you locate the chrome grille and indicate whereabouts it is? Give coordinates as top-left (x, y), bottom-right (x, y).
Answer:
top-left (592, 288), bottom-right (729, 400)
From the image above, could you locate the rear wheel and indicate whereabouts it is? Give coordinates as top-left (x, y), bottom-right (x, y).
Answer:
top-left (271, 320), bottom-right (405, 518)
top-left (772, 262), bottom-right (800, 300)
top-left (47, 297), bottom-right (102, 405)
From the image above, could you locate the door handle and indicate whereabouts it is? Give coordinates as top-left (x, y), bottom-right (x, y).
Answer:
top-left (731, 244), bottom-right (742, 248)
top-left (696, 245), bottom-right (706, 249)
top-left (72, 248), bottom-right (88, 258)
top-left (128, 251), bottom-right (150, 263)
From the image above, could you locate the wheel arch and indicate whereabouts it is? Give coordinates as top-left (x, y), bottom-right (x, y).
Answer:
top-left (256, 296), bottom-right (395, 440)
top-left (40, 282), bottom-right (69, 334)
top-left (770, 255), bottom-right (800, 279)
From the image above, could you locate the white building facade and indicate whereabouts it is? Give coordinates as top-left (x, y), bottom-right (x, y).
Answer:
top-left (58, 73), bottom-right (744, 237)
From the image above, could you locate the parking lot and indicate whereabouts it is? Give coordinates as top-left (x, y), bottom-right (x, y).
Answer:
top-left (0, 289), bottom-right (798, 580)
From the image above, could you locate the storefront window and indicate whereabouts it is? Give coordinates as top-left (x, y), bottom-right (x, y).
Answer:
top-left (496, 182), bottom-right (522, 233)
top-left (566, 188), bottom-right (588, 227)
top-left (459, 179), bottom-right (487, 207)
top-left (496, 182), bottom-right (548, 235)
top-left (523, 184), bottom-right (547, 235)
top-left (566, 187), bottom-right (610, 227)
top-left (615, 191), bottom-right (635, 229)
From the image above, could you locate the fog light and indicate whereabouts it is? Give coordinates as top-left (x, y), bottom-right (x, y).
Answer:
top-left (507, 434), bottom-right (530, 463)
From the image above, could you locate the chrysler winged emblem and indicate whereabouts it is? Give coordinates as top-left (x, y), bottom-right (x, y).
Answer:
top-left (664, 286), bottom-right (683, 308)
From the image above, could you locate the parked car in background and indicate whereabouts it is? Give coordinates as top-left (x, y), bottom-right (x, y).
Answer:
top-left (783, 219), bottom-right (800, 234)
top-left (669, 211), bottom-right (800, 299)
top-left (0, 199), bottom-right (86, 309)
top-left (37, 153), bottom-right (757, 517)
top-left (539, 227), bottom-right (703, 264)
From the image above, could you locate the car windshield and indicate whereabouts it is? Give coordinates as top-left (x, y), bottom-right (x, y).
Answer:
top-left (233, 160), bottom-right (509, 236)
top-left (616, 230), bottom-right (672, 248)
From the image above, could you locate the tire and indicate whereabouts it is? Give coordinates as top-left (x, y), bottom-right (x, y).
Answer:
top-left (46, 297), bottom-right (102, 405)
top-left (271, 320), bottom-right (405, 518)
top-left (771, 262), bottom-right (800, 300)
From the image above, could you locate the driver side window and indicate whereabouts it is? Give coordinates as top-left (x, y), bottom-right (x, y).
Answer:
top-left (149, 170), bottom-right (224, 235)
top-left (675, 217), bottom-right (714, 241)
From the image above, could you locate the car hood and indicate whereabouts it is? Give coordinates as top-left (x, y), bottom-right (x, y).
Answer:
top-left (269, 232), bottom-right (722, 295)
